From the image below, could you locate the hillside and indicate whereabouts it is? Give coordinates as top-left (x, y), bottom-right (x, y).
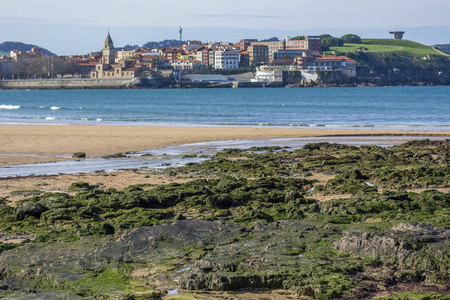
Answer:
top-left (315, 38), bottom-right (450, 86)
top-left (142, 39), bottom-right (187, 49)
top-left (0, 41), bottom-right (56, 56)
top-left (329, 39), bottom-right (441, 56)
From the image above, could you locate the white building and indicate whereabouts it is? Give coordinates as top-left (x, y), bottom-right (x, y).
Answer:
top-left (252, 69), bottom-right (284, 82)
top-left (169, 60), bottom-right (207, 70)
top-left (214, 49), bottom-right (239, 69)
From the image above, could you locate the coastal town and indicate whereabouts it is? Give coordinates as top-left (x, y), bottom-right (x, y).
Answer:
top-left (0, 32), bottom-right (358, 86)
top-left (1, 30), bottom-right (449, 89)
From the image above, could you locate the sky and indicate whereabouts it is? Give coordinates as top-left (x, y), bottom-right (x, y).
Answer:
top-left (1, 0), bottom-right (450, 55)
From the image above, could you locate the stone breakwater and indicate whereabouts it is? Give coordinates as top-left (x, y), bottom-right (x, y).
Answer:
top-left (0, 78), bottom-right (155, 89)
top-left (0, 78), bottom-right (283, 90)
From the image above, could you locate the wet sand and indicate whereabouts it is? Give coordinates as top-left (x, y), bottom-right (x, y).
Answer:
top-left (1, 124), bottom-right (449, 166)
top-left (1, 125), bottom-right (449, 207)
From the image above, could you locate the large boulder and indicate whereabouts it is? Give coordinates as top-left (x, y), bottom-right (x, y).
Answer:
top-left (333, 223), bottom-right (450, 271)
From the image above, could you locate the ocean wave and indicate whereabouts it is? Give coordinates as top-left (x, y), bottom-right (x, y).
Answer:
top-left (39, 106), bottom-right (46, 109)
top-left (50, 106), bottom-right (60, 110)
top-left (45, 117), bottom-right (56, 120)
top-left (0, 105), bottom-right (21, 110)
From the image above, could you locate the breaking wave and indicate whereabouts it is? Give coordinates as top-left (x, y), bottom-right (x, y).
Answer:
top-left (0, 105), bottom-right (21, 110)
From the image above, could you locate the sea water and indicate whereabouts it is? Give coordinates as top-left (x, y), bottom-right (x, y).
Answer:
top-left (0, 86), bottom-right (449, 130)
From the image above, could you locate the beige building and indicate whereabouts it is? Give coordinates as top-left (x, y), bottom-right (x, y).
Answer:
top-left (295, 54), bottom-right (357, 77)
top-left (247, 44), bottom-right (268, 66)
top-left (10, 47), bottom-right (45, 62)
top-left (91, 60), bottom-right (148, 79)
top-left (102, 33), bottom-right (115, 65)
top-left (91, 33), bottom-right (149, 79)
top-left (117, 50), bottom-right (135, 60)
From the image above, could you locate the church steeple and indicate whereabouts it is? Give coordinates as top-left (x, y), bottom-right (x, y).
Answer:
top-left (104, 31), bottom-right (114, 49)
top-left (102, 31), bottom-right (115, 64)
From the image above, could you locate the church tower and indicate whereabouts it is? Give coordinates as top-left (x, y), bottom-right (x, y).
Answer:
top-left (102, 32), bottom-right (115, 64)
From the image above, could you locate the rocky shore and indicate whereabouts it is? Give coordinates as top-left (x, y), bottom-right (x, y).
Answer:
top-left (0, 139), bottom-right (449, 299)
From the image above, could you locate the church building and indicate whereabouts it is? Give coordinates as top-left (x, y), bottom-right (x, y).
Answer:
top-left (91, 32), bottom-right (149, 79)
top-left (102, 32), bottom-right (115, 65)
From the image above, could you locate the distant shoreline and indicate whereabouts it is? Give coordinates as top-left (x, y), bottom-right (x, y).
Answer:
top-left (0, 78), bottom-right (447, 90)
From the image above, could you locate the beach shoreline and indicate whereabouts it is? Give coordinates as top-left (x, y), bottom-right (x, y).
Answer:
top-left (1, 124), bottom-right (449, 166)
top-left (0, 124), bottom-right (449, 206)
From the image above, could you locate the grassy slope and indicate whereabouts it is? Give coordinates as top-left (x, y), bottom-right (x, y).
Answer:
top-left (329, 39), bottom-right (441, 56)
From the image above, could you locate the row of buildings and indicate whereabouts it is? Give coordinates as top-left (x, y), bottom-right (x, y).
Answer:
top-left (89, 33), bottom-right (355, 80)
top-left (1, 33), bottom-right (356, 81)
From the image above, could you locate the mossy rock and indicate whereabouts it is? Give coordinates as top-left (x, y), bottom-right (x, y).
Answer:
top-left (72, 152), bottom-right (86, 158)
top-left (102, 153), bottom-right (126, 159)
top-left (9, 190), bottom-right (42, 197)
top-left (68, 182), bottom-right (95, 192)
top-left (15, 201), bottom-right (48, 220)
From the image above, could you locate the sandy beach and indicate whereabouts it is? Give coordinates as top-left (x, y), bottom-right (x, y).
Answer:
top-left (0, 124), bottom-right (449, 205)
top-left (1, 124), bottom-right (450, 166)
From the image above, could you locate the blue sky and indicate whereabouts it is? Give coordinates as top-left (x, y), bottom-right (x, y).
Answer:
top-left (1, 0), bottom-right (450, 55)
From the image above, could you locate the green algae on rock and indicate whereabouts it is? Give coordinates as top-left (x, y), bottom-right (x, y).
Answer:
top-left (0, 140), bottom-right (449, 299)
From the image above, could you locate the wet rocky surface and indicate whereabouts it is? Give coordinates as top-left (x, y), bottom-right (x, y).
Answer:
top-left (0, 219), bottom-right (448, 299)
top-left (0, 140), bottom-right (449, 299)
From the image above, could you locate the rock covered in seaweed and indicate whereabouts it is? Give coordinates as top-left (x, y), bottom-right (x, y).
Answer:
top-left (333, 223), bottom-right (450, 271)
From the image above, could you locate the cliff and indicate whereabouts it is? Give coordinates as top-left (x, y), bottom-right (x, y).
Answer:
top-left (328, 52), bottom-right (450, 86)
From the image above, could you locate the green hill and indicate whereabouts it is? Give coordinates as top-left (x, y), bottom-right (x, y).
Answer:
top-left (0, 41), bottom-right (55, 56)
top-left (329, 39), bottom-right (441, 56)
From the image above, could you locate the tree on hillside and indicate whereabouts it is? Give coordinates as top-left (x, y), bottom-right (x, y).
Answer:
top-left (142, 39), bottom-right (186, 49)
top-left (320, 34), bottom-right (342, 51)
top-left (340, 34), bottom-right (362, 44)
top-left (291, 36), bottom-right (305, 40)
top-left (260, 37), bottom-right (279, 42)
top-left (123, 44), bottom-right (139, 50)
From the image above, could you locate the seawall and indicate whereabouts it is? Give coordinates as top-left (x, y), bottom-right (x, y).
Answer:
top-left (0, 78), bottom-right (285, 90)
top-left (0, 78), bottom-right (148, 90)
top-left (179, 81), bottom-right (284, 88)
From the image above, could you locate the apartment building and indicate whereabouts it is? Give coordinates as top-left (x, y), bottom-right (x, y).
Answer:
top-left (117, 50), bottom-right (135, 60)
top-left (214, 49), bottom-right (239, 69)
top-left (10, 47), bottom-right (45, 62)
top-left (251, 36), bottom-right (321, 61)
top-left (238, 39), bottom-right (258, 51)
top-left (247, 44), bottom-right (268, 66)
top-left (195, 47), bottom-right (211, 65)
